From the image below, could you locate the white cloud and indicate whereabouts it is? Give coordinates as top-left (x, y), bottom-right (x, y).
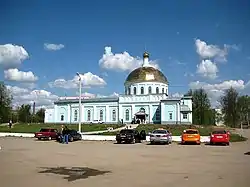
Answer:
top-left (195, 39), bottom-right (228, 62)
top-left (99, 46), bottom-right (159, 72)
top-left (189, 80), bottom-right (248, 107)
top-left (196, 59), bottom-right (218, 79)
top-left (48, 72), bottom-right (106, 89)
top-left (0, 44), bottom-right (29, 69)
top-left (171, 92), bottom-right (184, 98)
top-left (6, 85), bottom-right (59, 109)
top-left (44, 43), bottom-right (65, 51)
top-left (4, 68), bottom-right (38, 82)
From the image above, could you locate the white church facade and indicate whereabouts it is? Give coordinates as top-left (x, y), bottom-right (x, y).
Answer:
top-left (44, 52), bottom-right (193, 125)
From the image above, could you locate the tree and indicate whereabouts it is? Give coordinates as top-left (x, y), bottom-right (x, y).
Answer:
top-left (219, 87), bottom-right (239, 128)
top-left (0, 82), bottom-right (13, 123)
top-left (17, 104), bottom-right (31, 123)
top-left (186, 88), bottom-right (212, 125)
top-left (237, 95), bottom-right (250, 126)
top-left (35, 108), bottom-right (45, 123)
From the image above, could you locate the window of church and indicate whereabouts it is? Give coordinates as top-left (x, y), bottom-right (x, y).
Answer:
top-left (162, 88), bottom-right (164, 93)
top-left (133, 87), bottom-right (136, 95)
top-left (156, 87), bottom-right (159, 94)
top-left (60, 115), bottom-right (64, 121)
top-left (148, 86), bottom-right (152, 94)
top-left (87, 110), bottom-right (91, 121)
top-left (125, 87), bottom-right (127, 95)
top-left (183, 113), bottom-right (187, 119)
top-left (74, 110), bottom-right (78, 121)
top-left (155, 108), bottom-right (160, 121)
top-left (100, 110), bottom-right (103, 121)
top-left (125, 109), bottom-right (129, 121)
top-left (169, 113), bottom-right (172, 120)
top-left (128, 87), bottom-right (131, 95)
top-left (112, 110), bottom-right (116, 121)
top-left (141, 87), bottom-right (144, 94)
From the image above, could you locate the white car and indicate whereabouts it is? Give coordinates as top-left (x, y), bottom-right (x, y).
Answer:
top-left (90, 120), bottom-right (104, 124)
top-left (149, 128), bottom-right (172, 144)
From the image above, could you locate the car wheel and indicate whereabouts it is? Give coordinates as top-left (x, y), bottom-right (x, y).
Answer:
top-left (226, 142), bottom-right (230, 146)
top-left (131, 138), bottom-right (135, 144)
top-left (69, 136), bottom-right (74, 142)
top-left (48, 137), bottom-right (52, 141)
top-left (117, 140), bottom-right (121, 144)
top-left (38, 138), bottom-right (41, 140)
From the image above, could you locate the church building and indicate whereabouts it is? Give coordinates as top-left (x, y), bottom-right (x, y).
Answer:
top-left (44, 52), bottom-right (192, 125)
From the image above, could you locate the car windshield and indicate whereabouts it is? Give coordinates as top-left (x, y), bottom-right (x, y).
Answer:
top-left (212, 130), bottom-right (226, 134)
top-left (184, 130), bottom-right (198, 134)
top-left (120, 129), bottom-right (134, 134)
top-left (40, 129), bottom-right (50, 132)
top-left (153, 130), bottom-right (167, 134)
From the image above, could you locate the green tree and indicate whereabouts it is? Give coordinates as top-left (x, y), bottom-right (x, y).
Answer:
top-left (35, 108), bottom-right (45, 123)
top-left (186, 88), bottom-right (212, 125)
top-left (219, 87), bottom-right (239, 128)
top-left (17, 104), bottom-right (32, 123)
top-left (0, 82), bottom-right (13, 123)
top-left (237, 95), bottom-right (250, 127)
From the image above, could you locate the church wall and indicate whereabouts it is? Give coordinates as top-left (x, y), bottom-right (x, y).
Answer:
top-left (44, 109), bottom-right (55, 123)
top-left (49, 101), bottom-right (119, 124)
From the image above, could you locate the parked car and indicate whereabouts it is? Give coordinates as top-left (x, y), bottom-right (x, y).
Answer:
top-left (149, 128), bottom-right (172, 144)
top-left (210, 129), bottom-right (230, 145)
top-left (57, 129), bottom-right (82, 142)
top-left (34, 128), bottom-right (58, 140)
top-left (181, 129), bottom-right (201, 145)
top-left (116, 129), bottom-right (146, 144)
top-left (90, 120), bottom-right (104, 124)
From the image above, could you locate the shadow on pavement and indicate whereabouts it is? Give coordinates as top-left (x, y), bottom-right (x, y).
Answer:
top-left (38, 166), bottom-right (111, 182)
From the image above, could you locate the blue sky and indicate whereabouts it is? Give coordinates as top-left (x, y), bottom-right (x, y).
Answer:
top-left (0, 0), bottom-right (250, 108)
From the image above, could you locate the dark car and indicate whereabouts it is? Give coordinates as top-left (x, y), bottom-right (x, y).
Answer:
top-left (116, 129), bottom-right (146, 144)
top-left (57, 129), bottom-right (82, 142)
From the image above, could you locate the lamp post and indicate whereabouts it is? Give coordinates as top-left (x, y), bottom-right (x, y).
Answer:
top-left (76, 72), bottom-right (82, 132)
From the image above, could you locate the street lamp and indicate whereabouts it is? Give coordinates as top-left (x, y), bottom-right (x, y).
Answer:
top-left (76, 72), bottom-right (82, 132)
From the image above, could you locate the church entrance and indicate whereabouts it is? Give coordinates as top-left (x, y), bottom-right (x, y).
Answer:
top-left (134, 107), bottom-right (148, 124)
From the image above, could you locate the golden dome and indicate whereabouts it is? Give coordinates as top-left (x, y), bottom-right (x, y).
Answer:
top-left (125, 66), bottom-right (168, 84)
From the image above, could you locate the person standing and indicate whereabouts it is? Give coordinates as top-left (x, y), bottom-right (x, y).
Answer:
top-left (9, 120), bottom-right (12, 128)
top-left (63, 126), bottom-right (69, 144)
top-left (60, 125), bottom-right (65, 143)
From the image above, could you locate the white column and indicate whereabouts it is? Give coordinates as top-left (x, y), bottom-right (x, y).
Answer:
top-left (67, 104), bottom-right (71, 123)
top-left (105, 106), bottom-right (109, 122)
top-left (93, 106), bottom-right (97, 120)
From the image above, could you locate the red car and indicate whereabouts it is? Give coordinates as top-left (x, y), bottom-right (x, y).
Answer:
top-left (210, 130), bottom-right (230, 145)
top-left (34, 128), bottom-right (58, 140)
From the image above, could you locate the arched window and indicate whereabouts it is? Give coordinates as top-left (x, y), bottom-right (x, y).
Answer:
top-left (148, 86), bottom-right (152, 94)
top-left (162, 88), bottom-right (164, 94)
top-left (112, 110), bottom-right (116, 121)
top-left (156, 87), bottom-right (159, 94)
top-left (60, 115), bottom-right (64, 121)
top-left (128, 87), bottom-right (131, 95)
top-left (74, 110), bottom-right (78, 121)
top-left (87, 110), bottom-right (91, 121)
top-left (100, 110), bottom-right (103, 121)
top-left (141, 87), bottom-right (144, 94)
top-left (125, 87), bottom-right (127, 95)
top-left (156, 108), bottom-right (160, 121)
top-left (125, 109), bottom-right (129, 121)
top-left (133, 87), bottom-right (137, 95)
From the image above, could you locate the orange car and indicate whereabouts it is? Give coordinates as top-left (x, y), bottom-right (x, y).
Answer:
top-left (181, 129), bottom-right (201, 145)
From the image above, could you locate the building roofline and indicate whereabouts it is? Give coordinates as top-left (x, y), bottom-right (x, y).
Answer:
top-left (54, 97), bottom-right (119, 104)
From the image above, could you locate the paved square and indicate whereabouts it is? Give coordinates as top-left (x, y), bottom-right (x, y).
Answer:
top-left (0, 137), bottom-right (250, 187)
